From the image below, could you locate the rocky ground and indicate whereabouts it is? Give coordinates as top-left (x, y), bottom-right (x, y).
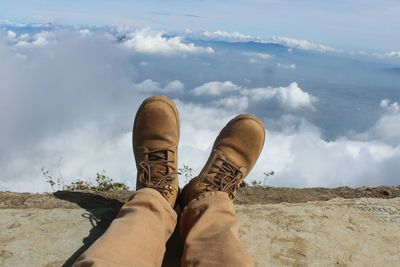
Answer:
top-left (1, 186), bottom-right (400, 266)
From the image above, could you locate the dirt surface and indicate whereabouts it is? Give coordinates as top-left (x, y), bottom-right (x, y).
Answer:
top-left (1, 187), bottom-right (400, 267)
top-left (235, 185), bottom-right (400, 204)
top-left (238, 198), bottom-right (400, 266)
top-left (1, 186), bottom-right (400, 209)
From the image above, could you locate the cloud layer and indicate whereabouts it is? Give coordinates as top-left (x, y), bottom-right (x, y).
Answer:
top-left (188, 30), bottom-right (344, 54)
top-left (191, 81), bottom-right (241, 96)
top-left (191, 81), bottom-right (317, 111)
top-left (122, 28), bottom-right (214, 55)
top-left (134, 79), bottom-right (184, 94)
top-left (0, 25), bottom-right (399, 192)
top-left (269, 36), bottom-right (343, 53)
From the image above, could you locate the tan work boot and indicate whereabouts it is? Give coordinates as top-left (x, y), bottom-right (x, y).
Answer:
top-left (181, 114), bottom-right (265, 207)
top-left (133, 96), bottom-right (180, 207)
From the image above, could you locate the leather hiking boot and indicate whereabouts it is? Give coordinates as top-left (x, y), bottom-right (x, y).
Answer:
top-left (133, 96), bottom-right (180, 207)
top-left (181, 114), bottom-right (265, 207)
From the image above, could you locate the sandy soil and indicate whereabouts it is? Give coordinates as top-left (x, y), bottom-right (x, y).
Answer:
top-left (1, 187), bottom-right (399, 266)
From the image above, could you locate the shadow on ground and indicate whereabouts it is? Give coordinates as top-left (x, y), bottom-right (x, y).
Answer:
top-left (53, 191), bottom-right (183, 267)
top-left (53, 191), bottom-right (123, 267)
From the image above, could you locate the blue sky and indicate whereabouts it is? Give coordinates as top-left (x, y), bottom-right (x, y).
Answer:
top-left (1, 0), bottom-right (400, 52)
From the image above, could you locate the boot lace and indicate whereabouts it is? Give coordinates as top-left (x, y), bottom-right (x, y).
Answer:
top-left (138, 148), bottom-right (178, 197)
top-left (204, 156), bottom-right (243, 199)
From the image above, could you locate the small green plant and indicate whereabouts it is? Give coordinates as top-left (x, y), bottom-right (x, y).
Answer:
top-left (93, 170), bottom-right (129, 191)
top-left (41, 167), bottom-right (64, 191)
top-left (251, 180), bottom-right (262, 187)
top-left (239, 181), bottom-right (248, 187)
top-left (65, 179), bottom-right (93, 191)
top-left (179, 165), bottom-right (194, 185)
top-left (42, 167), bottom-right (129, 192)
top-left (250, 170), bottom-right (275, 188)
top-left (262, 171), bottom-right (274, 186)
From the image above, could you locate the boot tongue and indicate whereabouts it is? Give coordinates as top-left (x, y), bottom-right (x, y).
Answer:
top-left (199, 150), bottom-right (224, 181)
top-left (203, 151), bottom-right (234, 189)
top-left (210, 157), bottom-right (224, 181)
top-left (147, 150), bottom-right (169, 179)
top-left (211, 153), bottom-right (243, 191)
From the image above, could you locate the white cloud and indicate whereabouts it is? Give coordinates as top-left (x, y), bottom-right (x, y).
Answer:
top-left (244, 52), bottom-right (272, 64)
top-left (190, 29), bottom-right (344, 54)
top-left (243, 52), bottom-right (272, 60)
top-left (358, 99), bottom-right (400, 146)
top-left (269, 36), bottom-right (342, 53)
top-left (34, 124), bottom-right (135, 191)
top-left (354, 99), bottom-right (400, 146)
top-left (260, 126), bottom-right (400, 187)
top-left (190, 81), bottom-right (241, 96)
top-left (277, 63), bottom-right (296, 69)
top-left (79, 29), bottom-right (91, 37)
top-left (198, 30), bottom-right (260, 42)
top-left (122, 28), bottom-right (214, 55)
top-left (196, 81), bottom-right (316, 111)
top-left (274, 83), bottom-right (316, 109)
top-left (14, 31), bottom-right (53, 47)
top-left (370, 113), bottom-right (400, 146)
top-left (243, 82), bottom-right (317, 110)
top-left (6, 30), bottom-right (16, 40)
top-left (372, 51), bottom-right (400, 60)
top-left (1, 21), bottom-right (53, 29)
top-left (380, 99), bottom-right (399, 113)
top-left (213, 96), bottom-right (249, 112)
top-left (349, 50), bottom-right (366, 56)
top-left (384, 51), bottom-right (400, 58)
top-left (249, 58), bottom-right (258, 64)
top-left (165, 80), bottom-right (185, 94)
top-left (0, 29), bottom-right (141, 192)
top-left (18, 33), bottom-right (30, 41)
top-left (15, 53), bottom-right (28, 60)
top-left (191, 30), bottom-right (342, 54)
top-left (133, 79), bottom-right (184, 94)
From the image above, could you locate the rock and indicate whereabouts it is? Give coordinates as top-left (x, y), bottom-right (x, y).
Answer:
top-left (0, 190), bottom-right (399, 266)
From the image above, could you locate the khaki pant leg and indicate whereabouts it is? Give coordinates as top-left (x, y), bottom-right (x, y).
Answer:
top-left (179, 191), bottom-right (254, 267)
top-left (73, 188), bottom-right (177, 267)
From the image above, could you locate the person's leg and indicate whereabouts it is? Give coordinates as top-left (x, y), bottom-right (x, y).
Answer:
top-left (180, 191), bottom-right (253, 267)
top-left (74, 188), bottom-right (177, 267)
top-left (74, 96), bottom-right (181, 267)
top-left (180, 114), bottom-right (265, 267)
